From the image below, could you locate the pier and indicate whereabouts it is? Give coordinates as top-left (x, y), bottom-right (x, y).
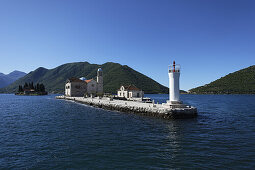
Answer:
top-left (56, 96), bottom-right (197, 119)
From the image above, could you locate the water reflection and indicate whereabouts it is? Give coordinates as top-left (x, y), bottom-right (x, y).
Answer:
top-left (160, 121), bottom-right (182, 161)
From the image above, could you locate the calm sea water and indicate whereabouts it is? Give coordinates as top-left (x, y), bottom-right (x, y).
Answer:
top-left (0, 94), bottom-right (255, 169)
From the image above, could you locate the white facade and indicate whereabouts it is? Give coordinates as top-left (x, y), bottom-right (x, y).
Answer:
top-left (168, 61), bottom-right (180, 102)
top-left (65, 79), bottom-right (87, 97)
top-left (117, 85), bottom-right (144, 99)
top-left (65, 82), bottom-right (71, 96)
top-left (118, 86), bottom-right (128, 98)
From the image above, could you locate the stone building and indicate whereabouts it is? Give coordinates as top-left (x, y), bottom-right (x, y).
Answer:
top-left (117, 85), bottom-right (144, 99)
top-left (85, 79), bottom-right (97, 95)
top-left (65, 77), bottom-right (87, 97)
top-left (65, 68), bottom-right (103, 97)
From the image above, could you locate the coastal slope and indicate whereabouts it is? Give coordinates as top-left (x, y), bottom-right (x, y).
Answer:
top-left (1, 62), bottom-right (169, 94)
top-left (189, 65), bottom-right (255, 94)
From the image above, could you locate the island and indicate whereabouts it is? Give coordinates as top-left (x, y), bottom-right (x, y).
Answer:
top-left (15, 82), bottom-right (48, 95)
top-left (57, 61), bottom-right (197, 119)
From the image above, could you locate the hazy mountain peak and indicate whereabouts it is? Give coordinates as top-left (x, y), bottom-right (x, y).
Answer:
top-left (0, 70), bottom-right (27, 88)
top-left (7, 70), bottom-right (26, 80)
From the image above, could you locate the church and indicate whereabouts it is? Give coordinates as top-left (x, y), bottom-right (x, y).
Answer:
top-left (117, 85), bottom-right (144, 99)
top-left (65, 68), bottom-right (103, 97)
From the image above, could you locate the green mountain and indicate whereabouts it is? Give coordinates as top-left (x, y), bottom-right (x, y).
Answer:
top-left (189, 65), bottom-right (255, 94)
top-left (0, 62), bottom-right (169, 94)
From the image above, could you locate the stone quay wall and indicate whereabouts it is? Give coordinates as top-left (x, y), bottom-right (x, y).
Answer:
top-left (56, 96), bottom-right (197, 119)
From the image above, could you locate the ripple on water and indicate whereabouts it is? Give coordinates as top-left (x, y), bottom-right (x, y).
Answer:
top-left (0, 94), bottom-right (255, 169)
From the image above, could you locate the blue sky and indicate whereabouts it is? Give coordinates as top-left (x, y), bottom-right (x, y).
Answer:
top-left (0, 0), bottom-right (254, 90)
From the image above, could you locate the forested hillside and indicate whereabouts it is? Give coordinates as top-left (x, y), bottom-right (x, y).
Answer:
top-left (1, 62), bottom-right (169, 94)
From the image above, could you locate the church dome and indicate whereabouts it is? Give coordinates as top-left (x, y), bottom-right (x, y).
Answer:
top-left (79, 77), bottom-right (87, 81)
top-left (98, 68), bottom-right (102, 72)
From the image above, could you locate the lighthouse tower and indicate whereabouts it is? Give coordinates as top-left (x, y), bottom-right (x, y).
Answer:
top-left (168, 61), bottom-right (181, 104)
top-left (97, 68), bottom-right (103, 94)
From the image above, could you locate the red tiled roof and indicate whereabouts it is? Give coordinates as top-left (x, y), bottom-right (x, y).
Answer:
top-left (121, 85), bottom-right (141, 91)
top-left (85, 79), bottom-right (93, 83)
top-left (67, 77), bottom-right (86, 83)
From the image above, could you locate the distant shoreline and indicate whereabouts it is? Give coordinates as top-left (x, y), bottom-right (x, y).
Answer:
top-left (15, 92), bottom-right (48, 96)
top-left (0, 93), bottom-right (254, 96)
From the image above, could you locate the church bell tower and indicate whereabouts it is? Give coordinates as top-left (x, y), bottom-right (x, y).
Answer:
top-left (97, 68), bottom-right (103, 94)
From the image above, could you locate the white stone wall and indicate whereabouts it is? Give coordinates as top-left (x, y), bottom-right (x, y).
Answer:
top-left (65, 82), bottom-right (71, 96)
top-left (117, 89), bottom-right (128, 98)
top-left (117, 91), bottom-right (122, 97)
top-left (123, 91), bottom-right (128, 98)
top-left (65, 82), bottom-right (87, 97)
top-left (128, 90), bottom-right (144, 98)
top-left (117, 89), bottom-right (144, 99)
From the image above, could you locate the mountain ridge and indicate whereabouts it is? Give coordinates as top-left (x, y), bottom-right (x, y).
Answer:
top-left (189, 65), bottom-right (255, 94)
top-left (0, 62), bottom-right (169, 94)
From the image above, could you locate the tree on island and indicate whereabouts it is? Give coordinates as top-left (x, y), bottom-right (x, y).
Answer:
top-left (29, 82), bottom-right (34, 90)
top-left (18, 85), bottom-right (23, 92)
top-left (24, 82), bottom-right (29, 89)
top-left (36, 83), bottom-right (45, 92)
top-left (17, 82), bottom-right (47, 95)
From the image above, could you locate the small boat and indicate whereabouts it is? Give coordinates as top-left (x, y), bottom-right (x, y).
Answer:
top-left (142, 97), bottom-right (152, 103)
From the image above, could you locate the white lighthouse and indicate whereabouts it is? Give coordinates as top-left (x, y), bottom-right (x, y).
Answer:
top-left (168, 61), bottom-right (181, 104)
